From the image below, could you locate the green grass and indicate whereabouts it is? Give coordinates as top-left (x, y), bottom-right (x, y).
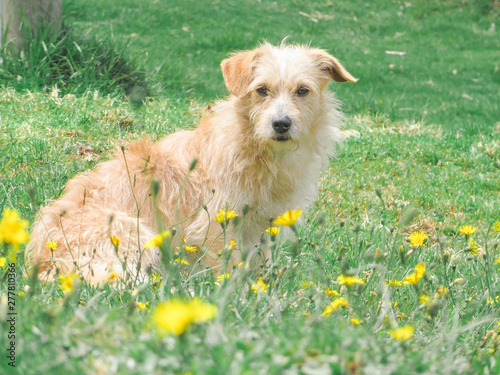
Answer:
top-left (1, 0), bottom-right (500, 374)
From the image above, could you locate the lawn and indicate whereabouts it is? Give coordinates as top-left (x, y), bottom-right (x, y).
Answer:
top-left (0, 0), bottom-right (499, 374)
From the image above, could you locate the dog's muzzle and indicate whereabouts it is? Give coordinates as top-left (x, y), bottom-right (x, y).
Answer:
top-left (272, 116), bottom-right (292, 141)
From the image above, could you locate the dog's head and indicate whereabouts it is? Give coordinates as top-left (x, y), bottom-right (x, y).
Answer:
top-left (221, 43), bottom-right (356, 148)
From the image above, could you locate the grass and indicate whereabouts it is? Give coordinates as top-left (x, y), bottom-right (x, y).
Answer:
top-left (1, 0), bottom-right (500, 374)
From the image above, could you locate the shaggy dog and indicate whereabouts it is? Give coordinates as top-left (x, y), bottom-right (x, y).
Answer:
top-left (26, 43), bottom-right (356, 284)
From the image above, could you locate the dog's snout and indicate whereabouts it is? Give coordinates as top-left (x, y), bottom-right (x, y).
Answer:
top-left (272, 116), bottom-right (292, 134)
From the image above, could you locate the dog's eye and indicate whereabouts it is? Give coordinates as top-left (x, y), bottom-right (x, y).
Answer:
top-left (297, 87), bottom-right (310, 96)
top-left (256, 86), bottom-right (268, 96)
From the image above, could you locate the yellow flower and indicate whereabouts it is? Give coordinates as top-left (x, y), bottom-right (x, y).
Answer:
top-left (151, 298), bottom-right (217, 335)
top-left (469, 238), bottom-right (480, 255)
top-left (351, 318), bottom-right (362, 325)
top-left (322, 297), bottom-right (348, 316)
top-left (216, 273), bottom-right (231, 282)
top-left (324, 287), bottom-right (340, 297)
top-left (0, 257), bottom-right (6, 268)
top-left (386, 279), bottom-right (403, 287)
top-left (144, 231), bottom-right (171, 249)
top-left (110, 235), bottom-right (120, 247)
top-left (337, 275), bottom-right (365, 286)
top-left (137, 302), bottom-right (150, 311)
top-left (0, 208), bottom-right (29, 250)
top-left (214, 209), bottom-right (239, 224)
top-left (174, 258), bottom-right (189, 265)
top-left (402, 263), bottom-right (426, 285)
top-left (409, 231), bottom-right (428, 247)
top-left (300, 281), bottom-right (314, 289)
top-left (388, 325), bottom-right (415, 341)
top-left (46, 241), bottom-right (58, 251)
top-left (273, 209), bottom-right (302, 226)
top-left (419, 295), bottom-right (429, 304)
top-left (493, 222), bottom-right (500, 233)
top-left (251, 277), bottom-right (269, 293)
top-left (184, 245), bottom-right (198, 252)
top-left (59, 272), bottom-right (80, 294)
top-left (107, 271), bottom-right (120, 283)
top-left (266, 227), bottom-right (281, 236)
top-left (18, 291), bottom-right (24, 296)
top-left (486, 296), bottom-right (499, 306)
top-left (459, 225), bottom-right (477, 236)
top-left (187, 299), bottom-right (218, 324)
top-left (496, 256), bottom-right (500, 265)
top-left (150, 272), bottom-right (163, 287)
top-left (229, 240), bottom-right (237, 249)
top-left (434, 285), bottom-right (449, 297)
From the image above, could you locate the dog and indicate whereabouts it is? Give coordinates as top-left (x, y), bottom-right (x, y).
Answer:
top-left (26, 42), bottom-right (356, 284)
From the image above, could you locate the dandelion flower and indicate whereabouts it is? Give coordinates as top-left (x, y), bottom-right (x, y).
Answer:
top-left (251, 277), bottom-right (269, 293)
top-left (496, 256), bottom-right (500, 265)
top-left (229, 240), bottom-right (237, 249)
top-left (151, 298), bottom-right (217, 335)
top-left (493, 222), bottom-right (500, 233)
top-left (46, 241), bottom-right (58, 251)
top-left (402, 263), bottom-right (426, 285)
top-left (216, 273), bottom-right (231, 282)
top-left (107, 271), bottom-right (120, 283)
top-left (322, 297), bottom-right (348, 316)
top-left (110, 235), bottom-right (120, 247)
top-left (324, 287), bottom-right (340, 297)
top-left (273, 209), bottom-right (302, 226)
top-left (137, 302), bottom-right (149, 311)
top-left (266, 227), bottom-right (281, 237)
top-left (337, 275), bottom-right (365, 286)
top-left (0, 257), bottom-right (6, 268)
top-left (174, 258), bottom-right (189, 265)
top-left (386, 279), bottom-right (402, 287)
top-left (351, 318), bottom-right (362, 325)
top-left (150, 272), bottom-right (163, 287)
top-left (0, 208), bottom-right (29, 250)
top-left (214, 209), bottom-right (238, 224)
top-left (409, 231), bottom-right (428, 247)
top-left (144, 231), bottom-right (171, 249)
top-left (419, 295), bottom-right (429, 304)
top-left (388, 325), bottom-right (415, 341)
top-left (469, 238), bottom-right (480, 255)
top-left (184, 245), bottom-right (198, 252)
top-left (459, 225), bottom-right (477, 236)
top-left (59, 272), bottom-right (80, 294)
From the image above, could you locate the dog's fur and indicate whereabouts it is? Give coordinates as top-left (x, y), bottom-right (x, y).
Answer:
top-left (26, 43), bottom-right (356, 284)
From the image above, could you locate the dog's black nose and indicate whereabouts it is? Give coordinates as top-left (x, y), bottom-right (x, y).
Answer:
top-left (272, 116), bottom-right (292, 134)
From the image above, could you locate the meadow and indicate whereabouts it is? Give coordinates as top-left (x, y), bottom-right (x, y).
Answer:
top-left (0, 0), bottom-right (499, 374)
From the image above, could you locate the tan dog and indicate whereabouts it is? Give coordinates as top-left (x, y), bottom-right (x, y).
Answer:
top-left (26, 43), bottom-right (356, 283)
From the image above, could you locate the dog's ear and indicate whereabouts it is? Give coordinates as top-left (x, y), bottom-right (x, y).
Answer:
top-left (221, 49), bottom-right (260, 97)
top-left (310, 49), bottom-right (358, 83)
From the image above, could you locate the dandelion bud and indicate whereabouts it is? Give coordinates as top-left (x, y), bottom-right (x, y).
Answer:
top-left (316, 213), bottom-right (325, 225)
top-left (242, 204), bottom-right (249, 216)
top-left (375, 187), bottom-right (383, 199)
top-left (442, 252), bottom-right (450, 263)
top-left (151, 179), bottom-right (160, 197)
top-left (189, 158), bottom-right (197, 171)
top-left (353, 222), bottom-right (361, 233)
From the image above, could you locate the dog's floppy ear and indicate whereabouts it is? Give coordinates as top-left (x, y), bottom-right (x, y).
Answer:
top-left (310, 49), bottom-right (358, 83)
top-left (221, 49), bottom-right (260, 97)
